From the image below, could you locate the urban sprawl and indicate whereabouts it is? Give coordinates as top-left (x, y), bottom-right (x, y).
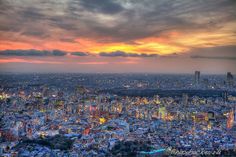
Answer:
top-left (0, 72), bottom-right (236, 156)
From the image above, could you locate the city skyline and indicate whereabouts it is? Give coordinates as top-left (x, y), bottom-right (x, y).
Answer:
top-left (0, 0), bottom-right (236, 73)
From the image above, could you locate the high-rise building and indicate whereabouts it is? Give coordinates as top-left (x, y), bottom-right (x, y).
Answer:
top-left (222, 91), bottom-right (228, 102)
top-left (194, 71), bottom-right (200, 85)
top-left (227, 72), bottom-right (234, 87)
top-left (182, 93), bottom-right (188, 106)
top-left (234, 106), bottom-right (236, 125)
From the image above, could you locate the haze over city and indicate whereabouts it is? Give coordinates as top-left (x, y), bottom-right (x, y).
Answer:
top-left (0, 0), bottom-right (236, 73)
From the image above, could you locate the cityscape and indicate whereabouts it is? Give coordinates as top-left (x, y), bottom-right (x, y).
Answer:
top-left (0, 72), bottom-right (236, 156)
top-left (1, 0), bottom-right (236, 156)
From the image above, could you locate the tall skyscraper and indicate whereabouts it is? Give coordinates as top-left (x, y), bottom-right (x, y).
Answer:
top-left (222, 91), bottom-right (228, 103)
top-left (227, 72), bottom-right (234, 87)
top-left (182, 93), bottom-right (188, 106)
top-left (194, 71), bottom-right (200, 85)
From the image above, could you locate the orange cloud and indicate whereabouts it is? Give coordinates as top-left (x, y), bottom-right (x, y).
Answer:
top-left (0, 57), bottom-right (140, 65)
top-left (0, 58), bottom-right (63, 64)
top-left (0, 25), bottom-right (235, 57)
top-left (0, 41), bottom-right (36, 51)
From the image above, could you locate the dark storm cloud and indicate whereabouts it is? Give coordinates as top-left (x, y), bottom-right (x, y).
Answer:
top-left (0, 0), bottom-right (236, 42)
top-left (99, 51), bottom-right (129, 57)
top-left (99, 51), bottom-right (158, 57)
top-left (71, 52), bottom-right (89, 56)
top-left (0, 2), bottom-right (51, 40)
top-left (79, 0), bottom-right (124, 14)
top-left (191, 56), bottom-right (236, 60)
top-left (51, 50), bottom-right (67, 56)
top-left (0, 50), bottom-right (67, 56)
top-left (73, 0), bottom-right (236, 41)
top-left (19, 7), bottom-right (46, 21)
top-left (48, 16), bottom-right (80, 31)
top-left (0, 0), bottom-right (12, 14)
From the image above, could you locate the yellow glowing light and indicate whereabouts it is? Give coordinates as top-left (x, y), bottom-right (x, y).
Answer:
top-left (99, 117), bottom-right (106, 124)
top-left (207, 123), bottom-right (212, 130)
top-left (40, 133), bottom-right (46, 138)
top-left (154, 100), bottom-right (161, 104)
top-left (159, 107), bottom-right (166, 119)
top-left (143, 98), bottom-right (149, 105)
top-left (40, 109), bottom-right (46, 112)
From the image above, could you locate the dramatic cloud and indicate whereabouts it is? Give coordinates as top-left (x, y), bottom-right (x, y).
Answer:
top-left (78, 0), bottom-right (124, 14)
top-left (71, 52), bottom-right (90, 56)
top-left (191, 56), bottom-right (236, 60)
top-left (1, 0), bottom-right (235, 44)
top-left (0, 58), bottom-right (63, 64)
top-left (51, 50), bottom-right (67, 56)
top-left (0, 49), bottom-right (159, 58)
top-left (0, 0), bottom-right (236, 73)
top-left (0, 50), bottom-right (66, 56)
top-left (99, 51), bottom-right (158, 57)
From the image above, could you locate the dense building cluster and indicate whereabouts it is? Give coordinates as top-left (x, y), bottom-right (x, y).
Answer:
top-left (0, 73), bottom-right (235, 156)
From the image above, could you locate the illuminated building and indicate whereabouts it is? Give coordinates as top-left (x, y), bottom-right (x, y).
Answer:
top-left (182, 93), bottom-right (188, 106)
top-left (222, 91), bottom-right (228, 102)
top-left (99, 117), bottom-right (106, 124)
top-left (207, 111), bottom-right (215, 121)
top-left (227, 72), bottom-right (234, 87)
top-left (83, 127), bottom-right (90, 135)
top-left (234, 106), bottom-right (236, 125)
top-left (42, 86), bottom-right (50, 97)
top-left (207, 121), bottom-right (212, 130)
top-left (227, 110), bottom-right (234, 129)
top-left (158, 106), bottom-right (167, 120)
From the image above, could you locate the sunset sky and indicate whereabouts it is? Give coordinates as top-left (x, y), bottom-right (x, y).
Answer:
top-left (0, 0), bottom-right (236, 73)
